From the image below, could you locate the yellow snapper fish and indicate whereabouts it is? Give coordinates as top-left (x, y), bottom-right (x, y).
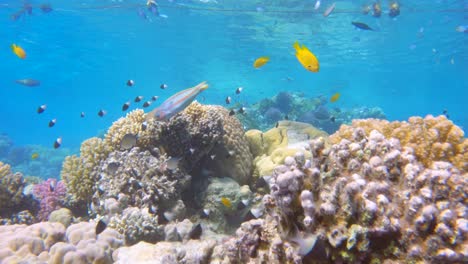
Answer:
top-left (293, 41), bottom-right (319, 72)
top-left (11, 44), bottom-right (26, 59)
top-left (220, 197), bottom-right (232, 208)
top-left (146, 81), bottom-right (209, 121)
top-left (253, 56), bottom-right (270, 68)
top-left (330, 92), bottom-right (341, 103)
top-left (31, 153), bottom-right (39, 160)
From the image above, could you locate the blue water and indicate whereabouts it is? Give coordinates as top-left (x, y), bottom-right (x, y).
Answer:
top-left (0, 0), bottom-right (467, 177)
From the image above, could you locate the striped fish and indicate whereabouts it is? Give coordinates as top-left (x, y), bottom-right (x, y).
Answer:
top-left (146, 81), bottom-right (209, 121)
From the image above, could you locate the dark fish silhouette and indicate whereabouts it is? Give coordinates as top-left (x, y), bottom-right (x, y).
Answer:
top-left (122, 102), bottom-right (130, 111)
top-left (352, 21), bottom-right (373, 31)
top-left (189, 223), bottom-right (202, 239)
top-left (54, 137), bottom-right (62, 149)
top-left (95, 219), bottom-right (107, 235)
top-left (37, 104), bottom-right (47, 114)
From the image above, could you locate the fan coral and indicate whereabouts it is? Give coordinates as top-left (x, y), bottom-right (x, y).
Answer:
top-left (32, 179), bottom-right (66, 221)
top-left (331, 115), bottom-right (467, 172)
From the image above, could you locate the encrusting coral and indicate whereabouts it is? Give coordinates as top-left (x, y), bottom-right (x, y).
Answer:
top-left (330, 115), bottom-right (467, 172)
top-left (0, 221), bottom-right (123, 263)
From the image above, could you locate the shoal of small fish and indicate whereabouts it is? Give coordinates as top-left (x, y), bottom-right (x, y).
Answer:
top-left (8, 1), bottom-right (459, 151)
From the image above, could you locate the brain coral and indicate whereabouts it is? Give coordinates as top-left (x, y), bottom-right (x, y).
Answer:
top-left (263, 125), bottom-right (467, 263)
top-left (331, 115), bottom-right (467, 172)
top-left (61, 137), bottom-right (110, 202)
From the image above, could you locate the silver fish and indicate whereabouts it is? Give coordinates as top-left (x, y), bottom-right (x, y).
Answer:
top-left (120, 134), bottom-right (137, 150)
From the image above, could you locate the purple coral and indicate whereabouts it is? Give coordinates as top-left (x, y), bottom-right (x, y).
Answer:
top-left (33, 179), bottom-right (66, 221)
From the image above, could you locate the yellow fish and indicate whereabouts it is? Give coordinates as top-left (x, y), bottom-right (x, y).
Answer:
top-left (31, 153), bottom-right (39, 160)
top-left (330, 92), bottom-right (341, 103)
top-left (11, 44), bottom-right (26, 59)
top-left (220, 197), bottom-right (232, 208)
top-left (293, 41), bottom-right (319, 72)
top-left (253, 56), bottom-right (269, 68)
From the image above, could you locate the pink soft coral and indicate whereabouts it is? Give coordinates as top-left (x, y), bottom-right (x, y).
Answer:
top-left (32, 178), bottom-right (66, 221)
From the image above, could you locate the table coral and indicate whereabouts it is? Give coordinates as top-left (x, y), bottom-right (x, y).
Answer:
top-left (330, 115), bottom-right (467, 172)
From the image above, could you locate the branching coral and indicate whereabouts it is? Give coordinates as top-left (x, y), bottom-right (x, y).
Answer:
top-left (61, 137), bottom-right (110, 203)
top-left (0, 161), bottom-right (37, 220)
top-left (32, 179), bottom-right (66, 221)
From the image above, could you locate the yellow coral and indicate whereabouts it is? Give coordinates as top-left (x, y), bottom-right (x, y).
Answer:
top-left (331, 115), bottom-right (467, 172)
top-left (247, 121), bottom-right (327, 178)
top-left (0, 161), bottom-right (11, 178)
top-left (104, 109), bottom-right (146, 151)
top-left (61, 137), bottom-right (110, 202)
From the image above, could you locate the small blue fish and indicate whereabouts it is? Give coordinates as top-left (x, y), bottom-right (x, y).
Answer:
top-left (146, 81), bottom-right (209, 121)
top-left (16, 79), bottom-right (40, 87)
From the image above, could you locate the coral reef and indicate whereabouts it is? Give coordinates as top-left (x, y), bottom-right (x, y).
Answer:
top-left (0, 221), bottom-right (123, 263)
top-left (152, 102), bottom-right (253, 185)
top-left (246, 121), bottom-right (327, 179)
top-left (61, 137), bottom-right (110, 203)
top-left (211, 218), bottom-right (302, 263)
top-left (197, 177), bottom-right (252, 232)
top-left (33, 179), bottom-right (66, 221)
top-left (262, 127), bottom-right (467, 262)
top-left (236, 91), bottom-right (386, 134)
top-left (108, 206), bottom-right (165, 245)
top-left (91, 147), bottom-right (191, 215)
top-left (0, 161), bottom-right (38, 222)
top-left (331, 115), bottom-right (467, 172)
top-left (113, 239), bottom-right (217, 263)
